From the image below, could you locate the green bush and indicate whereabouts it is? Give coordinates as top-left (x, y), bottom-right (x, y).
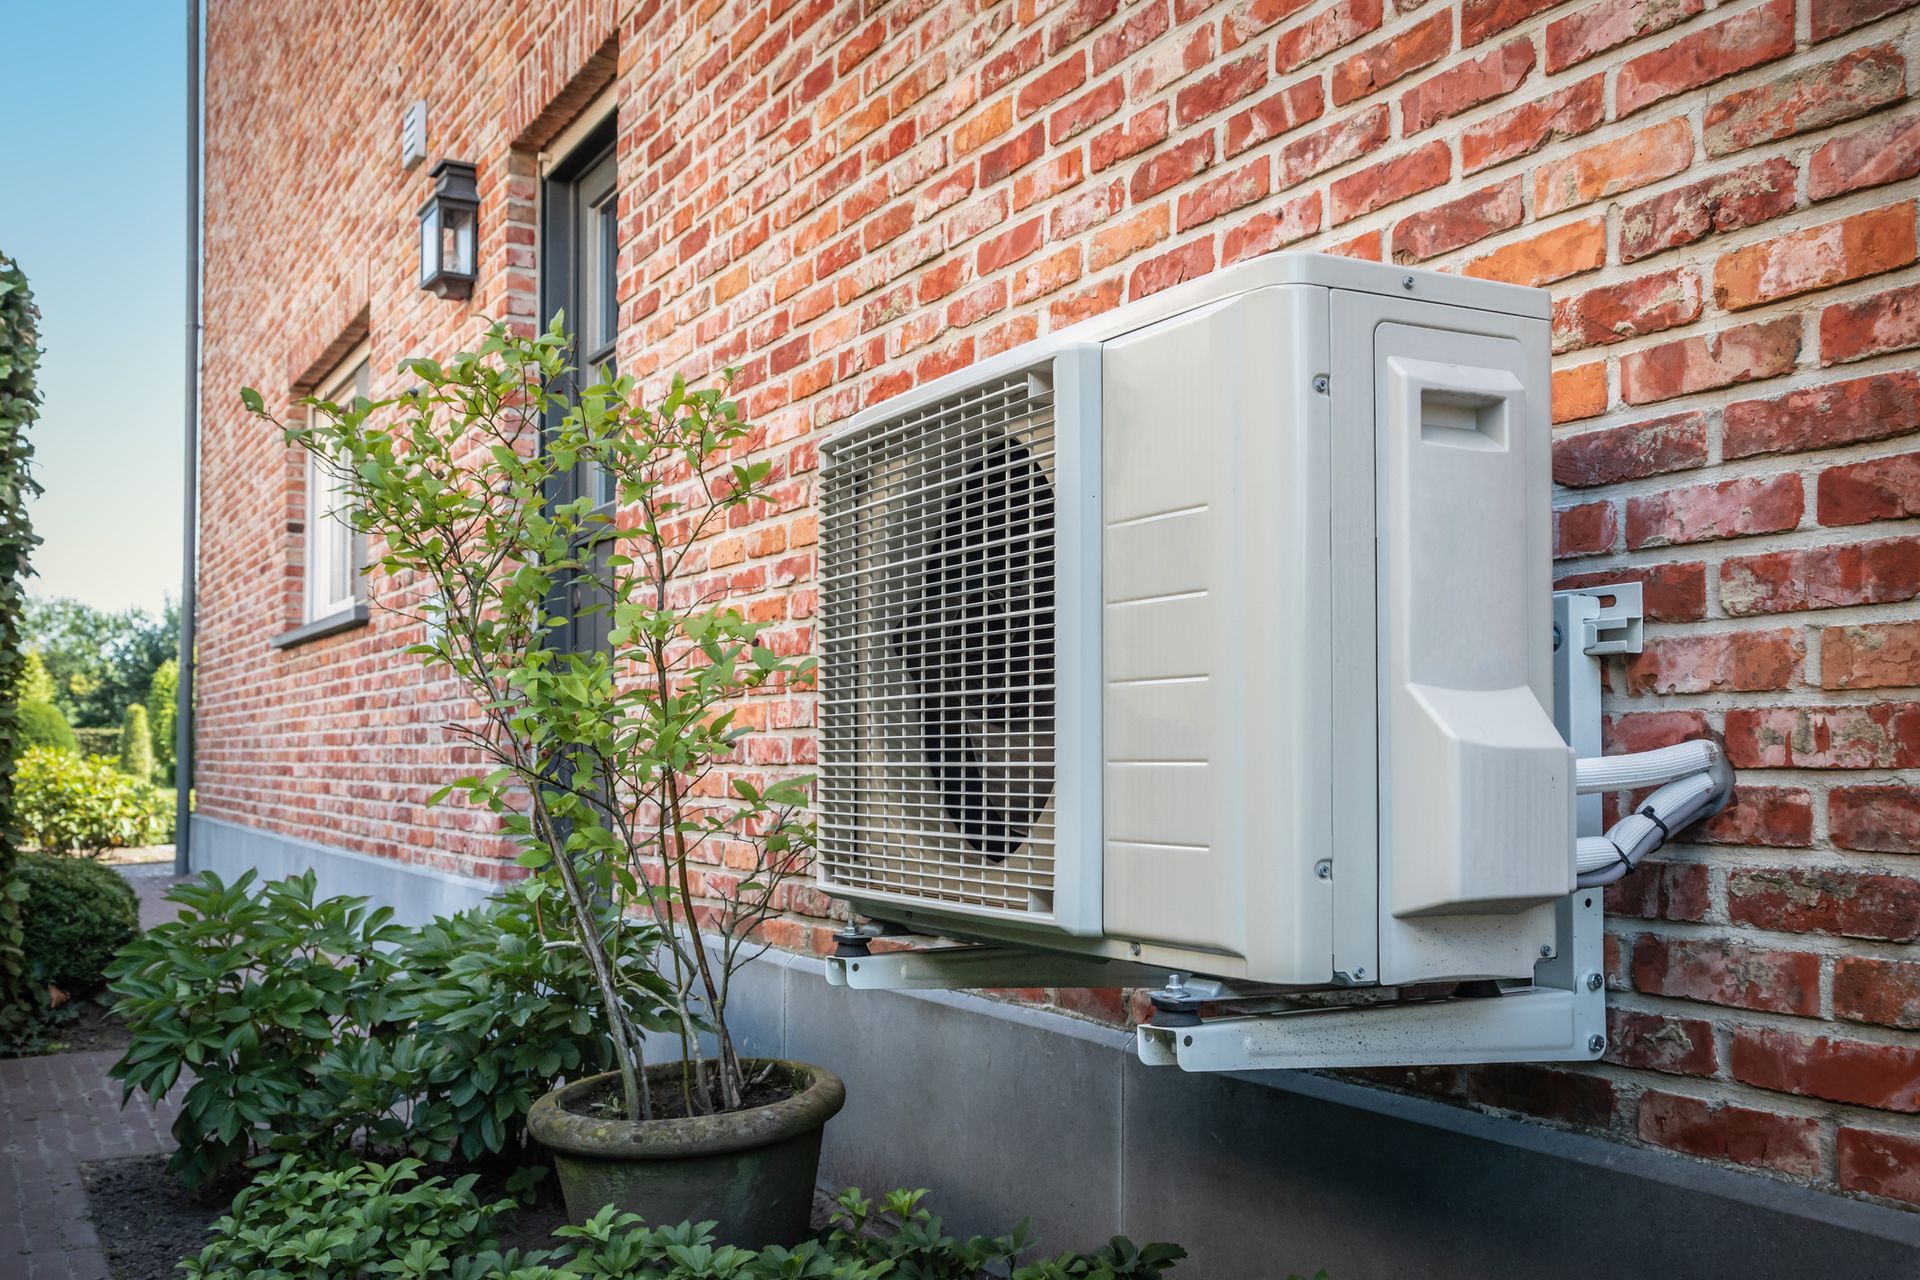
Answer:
top-left (108, 869), bottom-right (662, 1188)
top-left (71, 726), bottom-right (119, 758)
top-left (16, 851), bottom-right (138, 995)
top-left (118, 703), bottom-right (154, 782)
top-left (14, 651), bottom-right (55, 703)
top-left (182, 1162), bottom-right (1189, 1280)
top-left (14, 699), bottom-right (75, 752)
top-left (13, 746), bottom-right (171, 854)
top-left (146, 658), bottom-right (177, 785)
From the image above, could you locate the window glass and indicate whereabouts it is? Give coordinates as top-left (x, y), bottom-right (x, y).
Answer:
top-left (306, 354), bottom-right (368, 622)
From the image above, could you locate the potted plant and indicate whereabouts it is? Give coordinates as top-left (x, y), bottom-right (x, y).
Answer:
top-left (244, 320), bottom-right (842, 1246)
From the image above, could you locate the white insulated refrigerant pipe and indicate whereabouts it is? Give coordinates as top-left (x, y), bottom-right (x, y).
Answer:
top-left (1572, 740), bottom-right (1735, 889)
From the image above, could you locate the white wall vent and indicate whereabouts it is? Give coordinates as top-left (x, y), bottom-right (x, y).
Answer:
top-left (820, 254), bottom-right (1576, 990)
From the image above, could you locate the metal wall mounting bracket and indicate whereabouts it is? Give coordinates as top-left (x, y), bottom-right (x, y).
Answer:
top-left (826, 585), bottom-right (1640, 1076)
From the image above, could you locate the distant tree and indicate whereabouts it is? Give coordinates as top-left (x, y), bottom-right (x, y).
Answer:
top-left (23, 596), bottom-right (178, 728)
top-left (11, 651), bottom-right (53, 703)
top-left (145, 659), bottom-right (178, 786)
top-left (118, 704), bottom-right (154, 782)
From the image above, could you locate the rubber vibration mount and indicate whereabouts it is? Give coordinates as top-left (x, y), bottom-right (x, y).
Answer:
top-left (1147, 991), bottom-right (1203, 1028)
top-left (832, 930), bottom-right (873, 959)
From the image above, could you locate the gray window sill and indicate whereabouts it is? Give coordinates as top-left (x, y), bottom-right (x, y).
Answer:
top-left (271, 604), bottom-right (370, 650)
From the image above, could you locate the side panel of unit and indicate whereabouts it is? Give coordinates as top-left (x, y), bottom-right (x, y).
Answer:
top-left (1100, 284), bottom-right (1335, 985)
top-left (1330, 289), bottom-right (1566, 986)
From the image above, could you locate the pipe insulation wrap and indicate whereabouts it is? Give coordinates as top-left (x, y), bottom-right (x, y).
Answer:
top-left (1572, 741), bottom-right (1735, 889)
top-left (1575, 740), bottom-right (1720, 794)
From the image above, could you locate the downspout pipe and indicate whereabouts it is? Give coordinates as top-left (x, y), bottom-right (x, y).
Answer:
top-left (175, 0), bottom-right (200, 876)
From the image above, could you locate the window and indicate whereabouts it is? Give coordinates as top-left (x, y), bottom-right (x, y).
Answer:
top-left (305, 348), bottom-right (369, 623)
top-left (542, 119), bottom-right (619, 654)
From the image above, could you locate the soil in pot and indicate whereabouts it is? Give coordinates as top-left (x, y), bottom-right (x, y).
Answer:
top-left (530, 1058), bottom-right (846, 1249)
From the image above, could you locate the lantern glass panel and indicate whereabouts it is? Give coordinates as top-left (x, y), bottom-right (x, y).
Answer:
top-left (418, 204), bottom-right (441, 286)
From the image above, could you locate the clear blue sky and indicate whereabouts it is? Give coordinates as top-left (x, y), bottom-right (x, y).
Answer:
top-left (2, 3), bottom-right (187, 615)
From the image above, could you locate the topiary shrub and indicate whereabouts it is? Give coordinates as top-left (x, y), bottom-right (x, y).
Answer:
top-left (16, 851), bottom-right (138, 995)
top-left (14, 698), bottom-right (75, 752)
top-left (146, 658), bottom-right (177, 785)
top-left (117, 703), bottom-right (153, 781)
top-left (13, 746), bottom-right (172, 854)
top-left (71, 726), bottom-right (118, 758)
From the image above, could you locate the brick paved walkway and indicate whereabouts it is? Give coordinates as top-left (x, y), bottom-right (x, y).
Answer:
top-left (0, 866), bottom-right (188, 1279)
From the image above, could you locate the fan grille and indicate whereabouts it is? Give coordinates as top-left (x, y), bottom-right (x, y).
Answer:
top-left (820, 370), bottom-right (1059, 916)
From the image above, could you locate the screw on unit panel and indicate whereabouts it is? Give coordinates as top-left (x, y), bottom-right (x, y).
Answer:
top-left (1586, 972), bottom-right (1604, 991)
top-left (1129, 942), bottom-right (1142, 956)
top-left (1539, 944), bottom-right (1554, 958)
top-left (1313, 375), bottom-right (1330, 394)
top-left (1402, 275), bottom-right (1415, 290)
top-left (1588, 1034), bottom-right (1606, 1054)
top-left (1353, 967), bottom-right (1367, 980)
top-left (1314, 859), bottom-right (1332, 880)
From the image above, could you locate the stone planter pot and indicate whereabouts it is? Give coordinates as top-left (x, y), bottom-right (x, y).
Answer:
top-left (527, 1059), bottom-right (846, 1248)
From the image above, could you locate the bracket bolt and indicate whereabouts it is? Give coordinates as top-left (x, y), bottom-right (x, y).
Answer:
top-left (1314, 860), bottom-right (1332, 880)
top-left (1129, 942), bottom-right (1142, 956)
top-left (1539, 944), bottom-right (1554, 958)
top-left (1585, 972), bottom-right (1604, 991)
top-left (1313, 374), bottom-right (1330, 394)
top-left (1402, 275), bottom-right (1416, 290)
top-left (1587, 1033), bottom-right (1606, 1054)
top-left (1353, 967), bottom-right (1367, 981)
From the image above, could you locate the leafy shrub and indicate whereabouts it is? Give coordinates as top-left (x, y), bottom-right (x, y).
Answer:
top-left (13, 746), bottom-right (171, 854)
top-left (118, 703), bottom-right (154, 781)
top-left (14, 698), bottom-right (75, 751)
top-left (146, 658), bottom-right (177, 784)
top-left (109, 869), bottom-right (657, 1188)
top-left (71, 726), bottom-right (119, 757)
top-left (13, 650), bottom-right (55, 702)
top-left (16, 851), bottom-right (138, 994)
top-left (183, 1163), bottom-right (1188, 1280)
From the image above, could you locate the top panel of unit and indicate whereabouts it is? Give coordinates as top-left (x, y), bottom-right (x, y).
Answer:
top-left (827, 252), bottom-right (1548, 448)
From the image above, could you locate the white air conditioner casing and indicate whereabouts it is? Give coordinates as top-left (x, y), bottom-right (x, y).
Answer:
top-left (817, 253), bottom-right (1571, 989)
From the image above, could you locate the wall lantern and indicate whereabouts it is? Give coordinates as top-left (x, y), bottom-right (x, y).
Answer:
top-left (417, 159), bottom-right (478, 299)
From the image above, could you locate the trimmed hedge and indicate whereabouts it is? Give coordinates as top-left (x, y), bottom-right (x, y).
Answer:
top-left (15, 699), bottom-right (75, 752)
top-left (17, 852), bottom-right (138, 995)
top-left (72, 727), bottom-right (118, 758)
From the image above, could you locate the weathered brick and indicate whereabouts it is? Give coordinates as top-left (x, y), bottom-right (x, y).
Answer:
top-left (1619, 318), bottom-right (1800, 407)
top-left (1721, 538), bottom-right (1920, 617)
top-left (1552, 411), bottom-right (1706, 488)
top-left (1011, 246), bottom-right (1084, 304)
top-left (1606, 1010), bottom-right (1717, 1076)
top-left (1220, 0), bottom-right (1315, 50)
top-left (1174, 51), bottom-right (1268, 125)
top-left (1618, 158), bottom-right (1799, 264)
top-left (1819, 452), bottom-right (1920, 529)
top-left (980, 122), bottom-right (1047, 186)
top-left (1621, 629), bottom-right (1801, 694)
top-left (1331, 10), bottom-right (1451, 103)
top-left (1175, 158), bottom-right (1270, 231)
top-left (1279, 104), bottom-right (1390, 184)
top-left (1219, 190), bottom-right (1323, 263)
top-left (1017, 51), bottom-right (1088, 117)
top-left (1462, 0), bottom-right (1566, 46)
top-left (1822, 281), bottom-right (1920, 366)
top-left (1614, 0), bottom-right (1794, 118)
top-left (1713, 203), bottom-right (1917, 312)
top-left (1130, 133), bottom-right (1215, 201)
top-left (1638, 1092), bottom-right (1822, 1175)
top-left (1329, 140), bottom-right (1450, 223)
top-left (1088, 203), bottom-right (1169, 270)
top-left (1092, 0), bottom-right (1169, 70)
top-left (1223, 76), bottom-right (1325, 156)
top-left (1724, 372), bottom-right (1920, 459)
top-left (1831, 784), bottom-right (1920, 851)
top-left (1838, 1129), bottom-right (1920, 1207)
top-left (1049, 76), bottom-right (1126, 144)
top-left (1560, 562), bottom-right (1707, 622)
top-left (1695, 785), bottom-right (1815, 848)
top-left (1823, 620), bottom-right (1920, 692)
top-left (1534, 117), bottom-right (1693, 217)
top-left (1089, 103), bottom-right (1170, 171)
top-left (1632, 934), bottom-right (1819, 1014)
top-left (1732, 1027), bottom-right (1920, 1110)
top-left (1625, 473), bottom-right (1802, 549)
top-left (1460, 75), bottom-right (1604, 173)
top-left (1552, 500), bottom-right (1617, 558)
top-left (1724, 703), bottom-right (1920, 771)
top-left (1275, 0), bottom-right (1386, 73)
top-left (1546, 0), bottom-right (1702, 74)
top-left (1128, 237), bottom-right (1215, 298)
top-left (1605, 708), bottom-right (1713, 754)
top-left (1466, 1064), bottom-right (1617, 1127)
top-left (1400, 37), bottom-right (1535, 134)
top-left (1552, 268), bottom-right (1702, 353)
top-left (1814, 0), bottom-right (1920, 41)
top-left (1739, 863), bottom-right (1920, 943)
top-left (1551, 360), bottom-right (1607, 423)
top-left (1705, 43), bottom-right (1907, 157)
top-left (1605, 858), bottom-right (1711, 920)
top-left (1809, 109), bottom-right (1920, 202)
top-left (1462, 216), bottom-right (1607, 286)
top-left (1835, 957), bottom-right (1920, 1029)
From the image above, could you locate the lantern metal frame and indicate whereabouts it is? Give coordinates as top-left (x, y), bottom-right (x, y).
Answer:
top-left (418, 159), bottom-right (478, 300)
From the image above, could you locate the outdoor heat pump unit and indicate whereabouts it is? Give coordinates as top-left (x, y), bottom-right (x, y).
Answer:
top-left (816, 253), bottom-right (1731, 1072)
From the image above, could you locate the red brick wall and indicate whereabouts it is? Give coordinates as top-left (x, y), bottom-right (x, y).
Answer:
top-left (199, 0), bottom-right (1920, 1209)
